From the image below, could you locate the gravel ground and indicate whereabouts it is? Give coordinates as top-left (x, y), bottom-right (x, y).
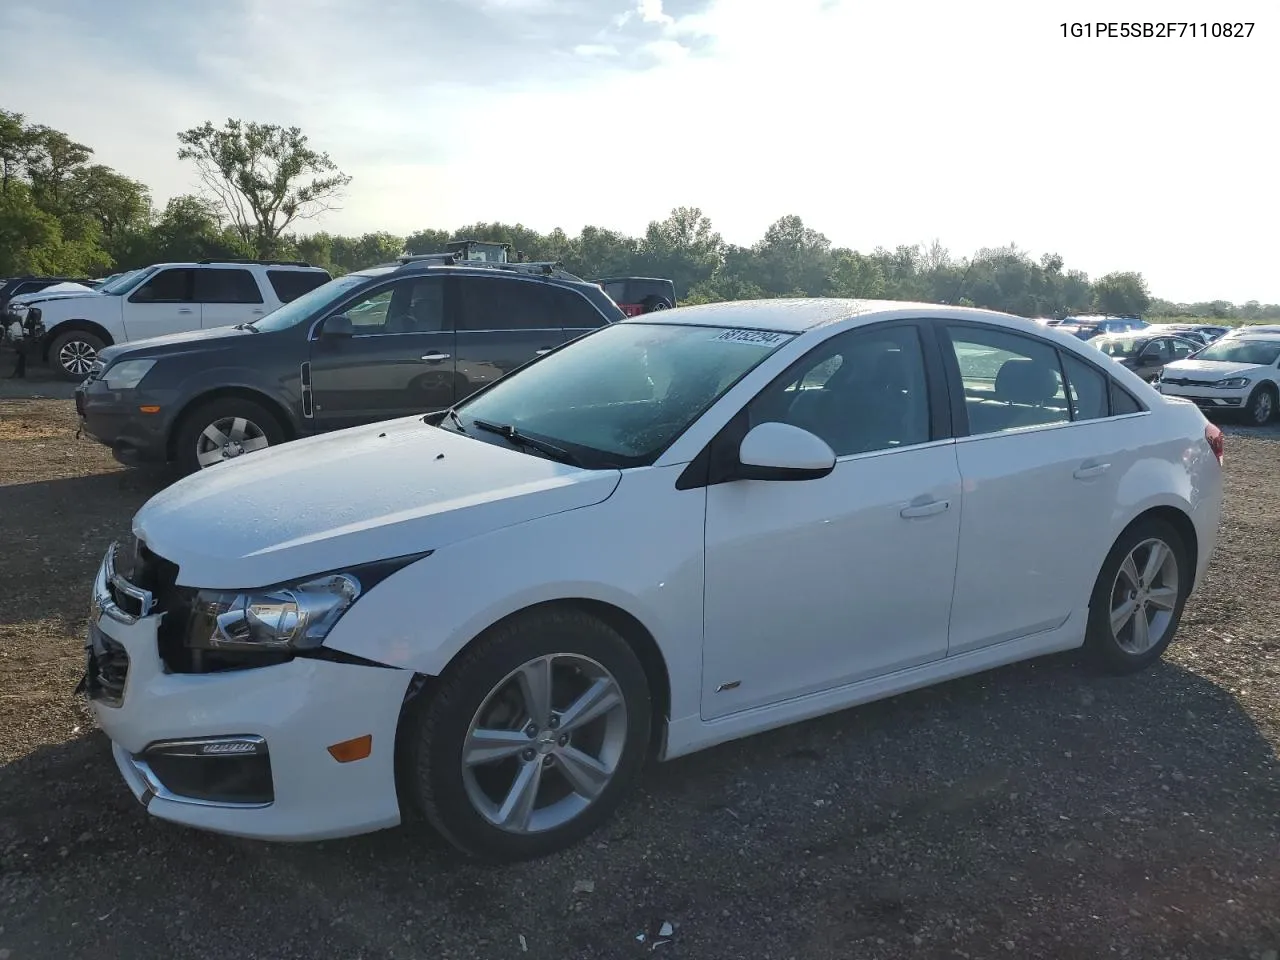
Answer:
top-left (1, 389), bottom-right (1278, 960)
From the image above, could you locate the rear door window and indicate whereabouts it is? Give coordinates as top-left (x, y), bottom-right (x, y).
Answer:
top-left (268, 269), bottom-right (330, 303)
top-left (194, 268), bottom-right (263, 304)
top-left (457, 277), bottom-right (556, 331)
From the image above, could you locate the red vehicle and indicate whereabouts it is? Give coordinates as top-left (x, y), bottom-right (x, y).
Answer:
top-left (595, 277), bottom-right (676, 317)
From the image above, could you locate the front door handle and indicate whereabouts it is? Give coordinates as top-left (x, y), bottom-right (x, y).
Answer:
top-left (900, 498), bottom-right (950, 519)
top-left (250, 309), bottom-right (265, 315)
top-left (420, 353), bottom-right (451, 363)
top-left (177, 308), bottom-right (194, 315)
top-left (535, 348), bottom-right (553, 356)
top-left (1073, 461), bottom-right (1111, 480)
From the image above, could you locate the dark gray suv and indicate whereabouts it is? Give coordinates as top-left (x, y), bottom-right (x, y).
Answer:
top-left (75, 254), bottom-right (624, 473)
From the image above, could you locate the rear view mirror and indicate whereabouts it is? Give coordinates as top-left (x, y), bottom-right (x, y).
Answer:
top-left (735, 421), bottom-right (836, 481)
top-left (321, 314), bottom-right (354, 338)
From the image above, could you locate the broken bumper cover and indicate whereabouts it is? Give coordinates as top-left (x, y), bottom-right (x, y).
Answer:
top-left (86, 554), bottom-right (415, 842)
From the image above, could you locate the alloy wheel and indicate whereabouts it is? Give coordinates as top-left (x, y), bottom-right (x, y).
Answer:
top-left (461, 653), bottom-right (628, 834)
top-left (1109, 537), bottom-right (1180, 655)
top-left (59, 339), bottom-right (97, 376)
top-left (195, 416), bottom-right (271, 468)
top-left (1251, 390), bottom-right (1274, 425)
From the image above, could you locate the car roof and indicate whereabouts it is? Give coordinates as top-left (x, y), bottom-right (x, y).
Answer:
top-left (1231, 332), bottom-right (1280, 342)
top-left (619, 298), bottom-right (1025, 334)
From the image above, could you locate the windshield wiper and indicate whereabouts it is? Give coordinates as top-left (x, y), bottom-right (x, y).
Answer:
top-left (471, 418), bottom-right (582, 466)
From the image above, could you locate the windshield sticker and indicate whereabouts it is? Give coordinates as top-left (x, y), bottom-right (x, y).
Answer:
top-left (712, 329), bottom-right (791, 346)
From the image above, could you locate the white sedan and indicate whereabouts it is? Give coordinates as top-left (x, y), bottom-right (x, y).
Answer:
top-left (1154, 332), bottom-right (1280, 424)
top-left (84, 299), bottom-right (1224, 861)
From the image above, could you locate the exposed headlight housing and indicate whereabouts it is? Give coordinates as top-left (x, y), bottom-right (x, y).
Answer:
top-left (1212, 376), bottom-right (1250, 389)
top-left (190, 574), bottom-right (362, 652)
top-left (103, 358), bottom-right (156, 390)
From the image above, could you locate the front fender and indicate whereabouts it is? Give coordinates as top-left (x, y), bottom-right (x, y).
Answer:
top-left (322, 463), bottom-right (707, 727)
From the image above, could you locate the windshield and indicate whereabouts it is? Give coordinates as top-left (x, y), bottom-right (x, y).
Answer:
top-left (1193, 339), bottom-right (1280, 366)
top-left (99, 268), bottom-right (153, 295)
top-left (249, 271), bottom-right (384, 332)
top-left (1092, 337), bottom-right (1143, 358)
top-left (452, 322), bottom-right (796, 467)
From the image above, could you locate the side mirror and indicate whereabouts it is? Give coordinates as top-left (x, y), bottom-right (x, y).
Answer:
top-left (735, 421), bottom-right (836, 481)
top-left (321, 314), bottom-right (354, 338)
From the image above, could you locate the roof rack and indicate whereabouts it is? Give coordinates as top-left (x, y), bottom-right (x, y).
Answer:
top-left (393, 254), bottom-right (584, 282)
top-left (197, 258), bottom-right (313, 267)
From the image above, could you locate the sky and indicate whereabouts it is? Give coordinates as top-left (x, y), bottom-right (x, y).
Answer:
top-left (2, 0), bottom-right (1276, 304)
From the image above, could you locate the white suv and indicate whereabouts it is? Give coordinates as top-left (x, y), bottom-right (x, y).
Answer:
top-left (1155, 331), bottom-right (1280, 424)
top-left (13, 259), bottom-right (330, 380)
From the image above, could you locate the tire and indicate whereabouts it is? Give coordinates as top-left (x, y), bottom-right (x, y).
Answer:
top-left (643, 297), bottom-right (672, 313)
top-left (1083, 517), bottom-right (1191, 675)
top-left (1244, 384), bottom-right (1276, 425)
top-left (402, 607), bottom-right (652, 862)
top-left (173, 397), bottom-right (286, 474)
top-left (49, 329), bottom-right (105, 381)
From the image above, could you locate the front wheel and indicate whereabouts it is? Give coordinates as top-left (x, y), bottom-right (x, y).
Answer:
top-left (173, 397), bottom-right (285, 474)
top-left (49, 329), bottom-right (105, 381)
top-left (1083, 517), bottom-right (1190, 674)
top-left (401, 607), bottom-right (652, 862)
top-left (1244, 384), bottom-right (1276, 425)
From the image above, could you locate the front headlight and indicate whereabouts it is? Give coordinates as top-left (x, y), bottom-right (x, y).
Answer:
top-left (190, 574), bottom-right (361, 652)
top-left (1213, 377), bottom-right (1250, 389)
top-left (9, 304), bottom-right (29, 318)
top-left (103, 358), bottom-right (156, 390)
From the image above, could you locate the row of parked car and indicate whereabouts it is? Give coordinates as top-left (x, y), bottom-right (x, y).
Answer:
top-left (1032, 314), bottom-right (1280, 426)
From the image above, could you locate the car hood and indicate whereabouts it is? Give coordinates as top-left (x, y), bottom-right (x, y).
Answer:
top-left (1161, 359), bottom-right (1269, 379)
top-left (11, 289), bottom-right (100, 309)
top-left (98, 325), bottom-right (256, 364)
top-left (132, 416), bottom-right (622, 589)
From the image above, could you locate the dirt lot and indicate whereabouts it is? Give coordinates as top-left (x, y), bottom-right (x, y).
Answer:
top-left (2, 387), bottom-right (1279, 960)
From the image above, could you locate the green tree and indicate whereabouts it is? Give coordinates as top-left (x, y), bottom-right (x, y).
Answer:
top-left (24, 125), bottom-right (93, 211)
top-left (1093, 270), bottom-right (1151, 315)
top-left (177, 119), bottom-right (352, 258)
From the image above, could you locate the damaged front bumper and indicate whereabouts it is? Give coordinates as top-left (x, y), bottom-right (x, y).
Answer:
top-left (83, 542), bottom-right (415, 842)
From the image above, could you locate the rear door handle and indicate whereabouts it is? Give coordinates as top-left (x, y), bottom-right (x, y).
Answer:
top-left (420, 353), bottom-right (451, 362)
top-left (1073, 461), bottom-right (1111, 480)
top-left (900, 498), bottom-right (950, 519)
top-left (177, 308), bottom-right (194, 315)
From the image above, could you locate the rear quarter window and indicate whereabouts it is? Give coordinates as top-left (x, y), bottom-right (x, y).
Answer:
top-left (268, 270), bottom-right (331, 303)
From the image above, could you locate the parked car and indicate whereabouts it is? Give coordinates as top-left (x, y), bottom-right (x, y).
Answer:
top-left (11, 259), bottom-right (332, 380)
top-left (0, 275), bottom-right (93, 313)
top-left (1154, 331), bottom-right (1280, 424)
top-left (1156, 322), bottom-right (1229, 345)
top-left (75, 253), bottom-right (625, 473)
top-left (82, 298), bottom-right (1223, 860)
top-left (1219, 323), bottom-right (1280, 341)
top-left (596, 277), bottom-right (676, 316)
top-left (1054, 314), bottom-right (1150, 340)
top-left (1088, 331), bottom-right (1202, 381)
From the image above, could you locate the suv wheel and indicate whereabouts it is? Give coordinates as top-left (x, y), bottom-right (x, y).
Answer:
top-left (49, 330), bottom-right (105, 381)
top-left (174, 398), bottom-right (285, 474)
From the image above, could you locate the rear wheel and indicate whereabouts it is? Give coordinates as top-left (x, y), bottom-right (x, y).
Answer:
top-left (1083, 517), bottom-right (1190, 674)
top-left (49, 329), bottom-right (105, 381)
top-left (173, 397), bottom-right (285, 474)
top-left (642, 297), bottom-right (673, 313)
top-left (1244, 384), bottom-right (1276, 425)
top-left (401, 607), bottom-right (652, 862)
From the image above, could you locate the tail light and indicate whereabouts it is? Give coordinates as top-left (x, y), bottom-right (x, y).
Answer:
top-left (1205, 422), bottom-right (1224, 464)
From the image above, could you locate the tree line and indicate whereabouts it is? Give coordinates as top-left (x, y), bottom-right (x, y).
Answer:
top-left (2, 107), bottom-right (1276, 323)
